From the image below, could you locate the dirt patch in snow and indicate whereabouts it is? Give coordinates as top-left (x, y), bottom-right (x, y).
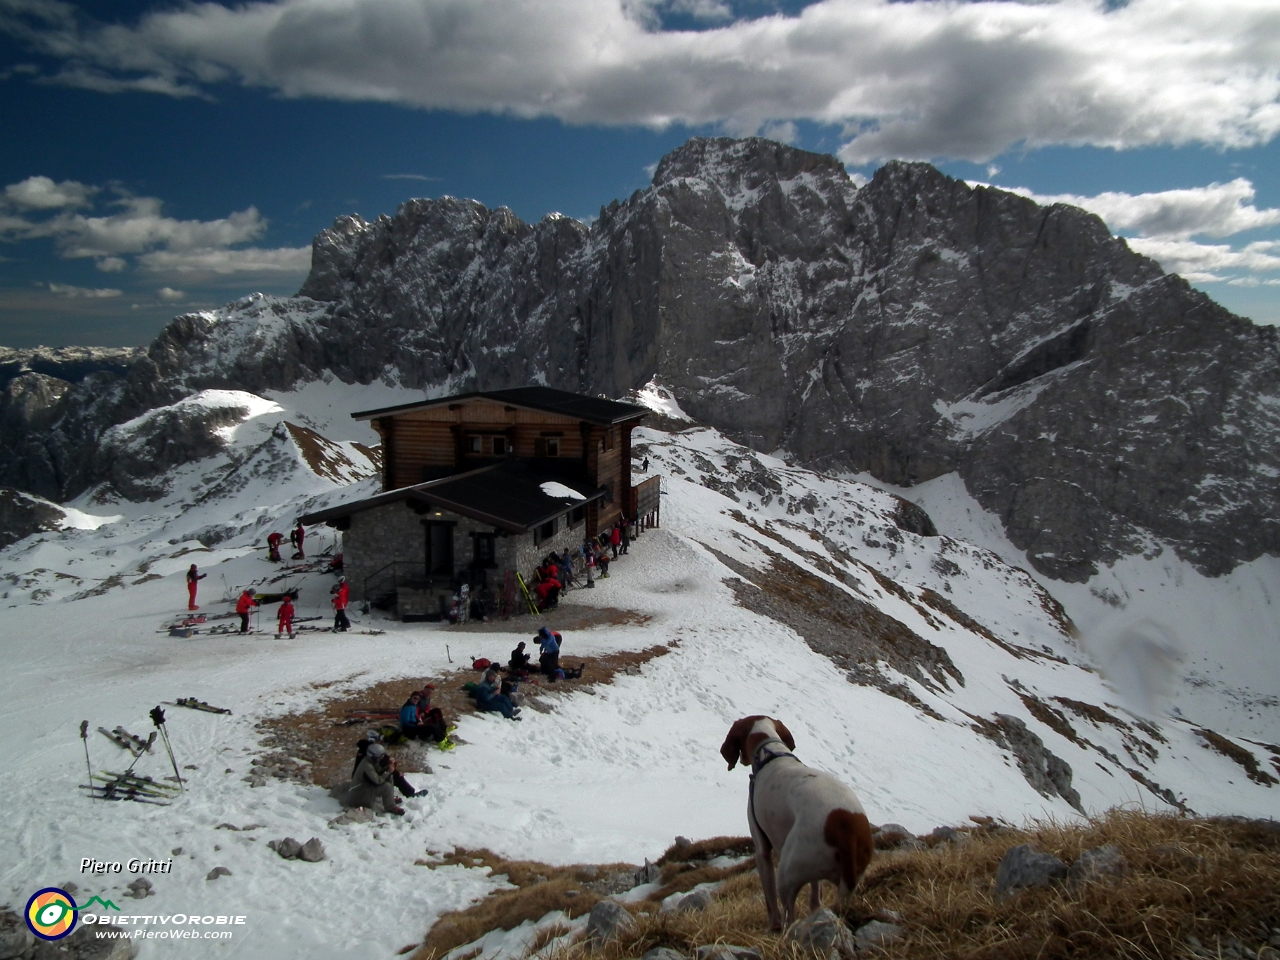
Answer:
top-left (254, 644), bottom-right (671, 790)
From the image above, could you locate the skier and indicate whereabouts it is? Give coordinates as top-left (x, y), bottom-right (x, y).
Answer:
top-left (331, 577), bottom-right (350, 632)
top-left (276, 595), bottom-right (295, 639)
top-left (185, 564), bottom-right (206, 611)
top-left (290, 521), bottom-right (306, 559)
top-left (266, 531), bottom-right (284, 562)
top-left (236, 589), bottom-right (259, 634)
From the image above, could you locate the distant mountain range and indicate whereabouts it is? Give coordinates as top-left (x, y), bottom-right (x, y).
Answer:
top-left (3, 137), bottom-right (1277, 582)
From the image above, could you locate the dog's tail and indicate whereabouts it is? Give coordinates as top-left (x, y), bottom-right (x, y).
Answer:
top-left (824, 808), bottom-right (874, 896)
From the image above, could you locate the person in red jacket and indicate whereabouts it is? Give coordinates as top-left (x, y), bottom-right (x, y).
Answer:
top-left (186, 564), bottom-right (206, 611)
top-left (276, 595), bottom-right (295, 639)
top-left (266, 531), bottom-right (284, 562)
top-left (331, 577), bottom-right (350, 632)
top-left (290, 521), bottom-right (306, 559)
top-left (610, 523), bottom-right (622, 559)
top-left (236, 589), bottom-right (259, 634)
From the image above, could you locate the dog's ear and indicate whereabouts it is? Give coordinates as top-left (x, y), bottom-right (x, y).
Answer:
top-left (721, 717), bottom-right (758, 770)
top-left (772, 718), bottom-right (796, 751)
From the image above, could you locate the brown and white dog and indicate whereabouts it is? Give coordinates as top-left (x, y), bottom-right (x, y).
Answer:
top-left (720, 716), bottom-right (873, 929)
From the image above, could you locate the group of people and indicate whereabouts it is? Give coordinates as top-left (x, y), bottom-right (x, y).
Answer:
top-left (218, 575), bottom-right (346, 636)
top-left (398, 683), bottom-right (451, 743)
top-left (528, 517), bottom-right (633, 612)
top-left (266, 522), bottom-right (308, 562)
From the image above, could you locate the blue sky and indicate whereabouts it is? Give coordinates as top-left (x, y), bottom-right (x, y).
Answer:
top-left (1, 0), bottom-right (1278, 348)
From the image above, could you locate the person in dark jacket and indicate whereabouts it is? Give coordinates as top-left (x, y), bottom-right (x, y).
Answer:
top-left (509, 641), bottom-right (532, 674)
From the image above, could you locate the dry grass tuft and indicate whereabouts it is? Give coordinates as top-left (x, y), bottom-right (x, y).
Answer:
top-left (655, 836), bottom-right (754, 866)
top-left (433, 811), bottom-right (1280, 960)
top-left (412, 848), bottom-right (637, 960)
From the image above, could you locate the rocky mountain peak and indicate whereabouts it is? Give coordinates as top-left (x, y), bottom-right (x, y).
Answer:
top-left (4, 136), bottom-right (1278, 584)
top-left (652, 136), bottom-right (848, 194)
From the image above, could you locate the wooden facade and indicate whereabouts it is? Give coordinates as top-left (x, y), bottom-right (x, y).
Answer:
top-left (362, 393), bottom-right (646, 537)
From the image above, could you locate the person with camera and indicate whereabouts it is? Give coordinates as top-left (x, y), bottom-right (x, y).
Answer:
top-left (352, 731), bottom-right (421, 798)
top-left (348, 742), bottom-right (405, 815)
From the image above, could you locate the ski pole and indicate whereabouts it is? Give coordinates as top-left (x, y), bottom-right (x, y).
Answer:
top-left (80, 721), bottom-right (96, 798)
top-left (446, 644), bottom-right (452, 664)
top-left (149, 706), bottom-right (184, 791)
top-left (123, 732), bottom-right (155, 778)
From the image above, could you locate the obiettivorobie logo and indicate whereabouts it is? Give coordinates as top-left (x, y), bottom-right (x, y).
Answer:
top-left (25, 888), bottom-right (120, 941)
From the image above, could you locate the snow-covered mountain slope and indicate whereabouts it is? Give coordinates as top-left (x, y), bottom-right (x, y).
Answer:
top-left (6, 138), bottom-right (1279, 587)
top-left (0, 379), bottom-right (1275, 960)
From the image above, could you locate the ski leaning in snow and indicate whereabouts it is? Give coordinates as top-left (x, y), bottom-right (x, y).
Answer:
top-left (113, 726), bottom-right (154, 753)
top-left (167, 698), bottom-right (232, 714)
top-left (97, 727), bottom-right (143, 755)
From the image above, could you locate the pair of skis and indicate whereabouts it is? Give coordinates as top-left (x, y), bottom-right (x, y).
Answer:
top-left (98, 726), bottom-right (154, 757)
top-left (166, 698), bottom-right (232, 714)
top-left (81, 771), bottom-right (179, 806)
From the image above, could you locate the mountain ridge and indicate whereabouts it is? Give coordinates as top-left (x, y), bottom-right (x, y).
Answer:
top-left (2, 137), bottom-right (1277, 582)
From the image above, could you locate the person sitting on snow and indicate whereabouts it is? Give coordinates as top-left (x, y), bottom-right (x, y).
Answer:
top-left (347, 743), bottom-right (404, 814)
top-left (352, 731), bottom-right (419, 798)
top-left (509, 641), bottom-right (532, 674)
top-left (474, 669), bottom-right (520, 720)
top-left (414, 686), bottom-right (448, 743)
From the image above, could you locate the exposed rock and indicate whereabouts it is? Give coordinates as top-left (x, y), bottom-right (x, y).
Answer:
top-left (270, 837), bottom-right (303, 860)
top-left (30, 922), bottom-right (138, 959)
top-left (0, 908), bottom-right (35, 960)
top-left (298, 837), bottom-right (326, 862)
top-left (634, 858), bottom-right (661, 885)
top-left (1067, 844), bottom-right (1127, 885)
top-left (677, 888), bottom-right (713, 913)
top-left (852, 920), bottom-right (904, 951)
top-left (786, 907), bottom-right (858, 958)
top-left (994, 844), bottom-right (1069, 900)
top-left (125, 878), bottom-right (153, 899)
top-left (4, 138), bottom-right (1277, 584)
top-left (972, 714), bottom-right (1083, 812)
top-left (206, 866), bottom-right (232, 880)
top-left (872, 823), bottom-right (915, 851)
top-left (641, 949), bottom-right (688, 960)
top-left (0, 487), bottom-right (66, 549)
top-left (329, 807), bottom-right (378, 826)
top-left (695, 946), bottom-right (763, 960)
top-left (584, 899), bottom-right (634, 945)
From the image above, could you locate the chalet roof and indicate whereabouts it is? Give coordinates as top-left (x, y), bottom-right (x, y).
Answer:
top-left (299, 460), bottom-right (605, 533)
top-left (350, 386), bottom-right (648, 426)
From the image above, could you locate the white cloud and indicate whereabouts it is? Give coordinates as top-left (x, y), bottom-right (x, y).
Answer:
top-left (2, 0), bottom-right (1278, 162)
top-left (381, 173), bottom-right (441, 182)
top-left (0, 175), bottom-right (308, 280)
top-left (1006, 179), bottom-right (1280, 241)
top-left (157, 286), bottom-right (185, 301)
top-left (1124, 238), bottom-right (1280, 284)
top-left (137, 246), bottom-right (312, 276)
top-left (46, 282), bottom-right (122, 298)
top-left (4, 175), bottom-right (94, 209)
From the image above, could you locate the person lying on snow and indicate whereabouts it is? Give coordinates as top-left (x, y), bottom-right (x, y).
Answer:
top-left (475, 669), bottom-right (521, 720)
top-left (352, 730), bottom-right (421, 798)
